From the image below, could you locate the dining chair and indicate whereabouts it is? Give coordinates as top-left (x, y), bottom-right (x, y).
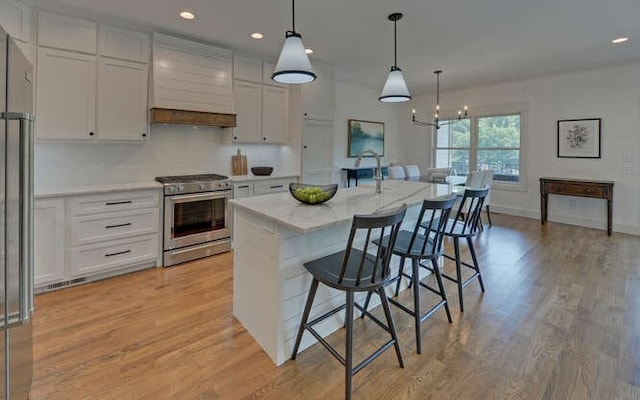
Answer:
top-left (388, 166), bottom-right (406, 180)
top-left (479, 169), bottom-right (495, 226)
top-left (291, 204), bottom-right (408, 400)
top-left (403, 164), bottom-right (421, 179)
top-left (424, 167), bottom-right (453, 183)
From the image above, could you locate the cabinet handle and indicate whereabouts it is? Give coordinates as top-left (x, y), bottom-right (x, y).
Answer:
top-left (89, 132), bottom-right (95, 136)
top-left (142, 133), bottom-right (147, 138)
top-left (303, 145), bottom-right (307, 149)
top-left (105, 222), bottom-right (132, 229)
top-left (584, 188), bottom-right (594, 193)
top-left (105, 200), bottom-right (132, 206)
top-left (105, 249), bottom-right (131, 257)
top-left (233, 136), bottom-right (238, 140)
top-left (270, 185), bottom-right (284, 189)
top-left (238, 185), bottom-right (250, 189)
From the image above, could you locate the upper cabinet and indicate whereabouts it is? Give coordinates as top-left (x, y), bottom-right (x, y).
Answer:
top-left (0, 0), bottom-right (31, 44)
top-left (302, 65), bottom-right (334, 120)
top-left (35, 11), bottom-right (150, 142)
top-left (0, 0), bottom-right (33, 63)
top-left (150, 34), bottom-right (233, 114)
top-left (229, 56), bottom-right (289, 144)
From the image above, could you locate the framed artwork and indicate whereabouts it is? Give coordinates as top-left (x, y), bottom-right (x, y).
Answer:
top-left (557, 118), bottom-right (601, 158)
top-left (348, 119), bottom-right (385, 157)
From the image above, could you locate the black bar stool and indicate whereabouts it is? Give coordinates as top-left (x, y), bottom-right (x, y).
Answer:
top-left (425, 187), bottom-right (489, 312)
top-left (363, 196), bottom-right (457, 354)
top-left (290, 204), bottom-right (407, 400)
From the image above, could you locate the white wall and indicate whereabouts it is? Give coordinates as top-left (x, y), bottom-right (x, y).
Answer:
top-left (333, 80), bottom-right (409, 185)
top-left (401, 62), bottom-right (640, 235)
top-left (34, 124), bottom-right (300, 189)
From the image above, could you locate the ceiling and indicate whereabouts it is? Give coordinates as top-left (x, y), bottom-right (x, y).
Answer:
top-left (32, 0), bottom-right (640, 95)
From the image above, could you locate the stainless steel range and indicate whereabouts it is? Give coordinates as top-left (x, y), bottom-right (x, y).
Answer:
top-left (156, 174), bottom-right (232, 266)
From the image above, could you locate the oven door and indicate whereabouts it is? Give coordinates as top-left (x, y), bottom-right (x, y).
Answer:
top-left (164, 190), bottom-right (231, 250)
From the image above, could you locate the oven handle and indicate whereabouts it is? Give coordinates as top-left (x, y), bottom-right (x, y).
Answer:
top-left (167, 191), bottom-right (231, 203)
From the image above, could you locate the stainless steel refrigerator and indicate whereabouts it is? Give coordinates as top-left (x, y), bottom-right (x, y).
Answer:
top-left (0, 25), bottom-right (35, 400)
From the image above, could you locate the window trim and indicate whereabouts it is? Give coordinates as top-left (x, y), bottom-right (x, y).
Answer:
top-left (431, 102), bottom-right (528, 192)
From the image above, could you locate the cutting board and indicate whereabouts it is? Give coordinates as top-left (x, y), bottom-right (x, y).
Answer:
top-left (232, 149), bottom-right (248, 175)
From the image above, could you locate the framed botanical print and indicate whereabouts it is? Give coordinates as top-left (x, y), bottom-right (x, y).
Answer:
top-left (557, 118), bottom-right (601, 158)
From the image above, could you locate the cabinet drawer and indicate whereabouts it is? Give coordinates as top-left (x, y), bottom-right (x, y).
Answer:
top-left (547, 183), bottom-right (604, 198)
top-left (70, 190), bottom-right (160, 215)
top-left (71, 208), bottom-right (159, 245)
top-left (233, 183), bottom-right (254, 199)
top-left (253, 179), bottom-right (292, 195)
top-left (69, 234), bottom-right (158, 277)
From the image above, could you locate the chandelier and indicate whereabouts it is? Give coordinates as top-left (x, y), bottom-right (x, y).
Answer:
top-left (411, 70), bottom-right (468, 129)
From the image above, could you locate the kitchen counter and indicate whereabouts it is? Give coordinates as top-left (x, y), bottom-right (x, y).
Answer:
top-left (35, 181), bottom-right (163, 199)
top-left (229, 173), bottom-right (299, 183)
top-left (232, 180), bottom-right (461, 366)
top-left (231, 180), bottom-right (459, 234)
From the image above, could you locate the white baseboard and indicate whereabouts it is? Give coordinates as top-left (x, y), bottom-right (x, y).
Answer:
top-left (489, 205), bottom-right (640, 236)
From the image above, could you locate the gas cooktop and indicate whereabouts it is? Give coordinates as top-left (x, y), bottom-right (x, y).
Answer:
top-left (155, 174), bottom-right (232, 195)
top-left (155, 173), bottom-right (229, 184)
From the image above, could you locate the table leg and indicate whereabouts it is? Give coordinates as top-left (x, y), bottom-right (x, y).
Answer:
top-left (540, 193), bottom-right (548, 224)
top-left (607, 197), bottom-right (613, 236)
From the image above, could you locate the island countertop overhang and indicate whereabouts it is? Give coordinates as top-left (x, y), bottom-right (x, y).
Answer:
top-left (230, 180), bottom-right (460, 234)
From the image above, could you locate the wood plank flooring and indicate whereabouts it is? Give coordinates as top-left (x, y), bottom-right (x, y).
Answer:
top-left (30, 215), bottom-right (640, 400)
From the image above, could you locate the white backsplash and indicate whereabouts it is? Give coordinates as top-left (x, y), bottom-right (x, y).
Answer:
top-left (34, 124), bottom-right (300, 190)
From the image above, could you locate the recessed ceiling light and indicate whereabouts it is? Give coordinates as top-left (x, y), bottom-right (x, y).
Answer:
top-left (179, 10), bottom-right (195, 20)
top-left (611, 37), bottom-right (629, 44)
top-left (251, 32), bottom-right (264, 39)
top-left (305, 48), bottom-right (313, 54)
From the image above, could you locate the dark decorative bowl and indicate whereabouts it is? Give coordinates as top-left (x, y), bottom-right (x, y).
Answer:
top-left (251, 166), bottom-right (274, 176)
top-left (289, 183), bottom-right (338, 205)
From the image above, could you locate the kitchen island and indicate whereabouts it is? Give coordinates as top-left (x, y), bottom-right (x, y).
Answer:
top-left (230, 180), bottom-right (460, 366)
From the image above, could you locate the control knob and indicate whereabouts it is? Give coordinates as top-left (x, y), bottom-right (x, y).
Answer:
top-left (199, 183), bottom-right (206, 191)
top-left (177, 185), bottom-right (185, 192)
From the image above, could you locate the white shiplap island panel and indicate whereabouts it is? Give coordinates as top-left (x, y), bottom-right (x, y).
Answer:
top-left (231, 180), bottom-right (460, 366)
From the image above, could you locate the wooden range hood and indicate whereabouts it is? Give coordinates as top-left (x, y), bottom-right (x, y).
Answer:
top-left (150, 108), bottom-right (237, 128)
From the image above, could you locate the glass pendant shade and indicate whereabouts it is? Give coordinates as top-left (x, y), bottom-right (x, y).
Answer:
top-left (272, 32), bottom-right (316, 84)
top-left (379, 67), bottom-right (411, 102)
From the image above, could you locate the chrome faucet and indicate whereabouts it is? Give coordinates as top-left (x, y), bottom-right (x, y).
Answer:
top-left (355, 150), bottom-right (383, 194)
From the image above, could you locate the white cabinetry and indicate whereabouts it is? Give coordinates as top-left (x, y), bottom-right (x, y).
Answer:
top-left (34, 189), bottom-right (161, 292)
top-left (35, 11), bottom-right (149, 142)
top-left (232, 80), bottom-right (262, 143)
top-left (233, 177), bottom-right (298, 199)
top-left (97, 57), bottom-right (148, 140)
top-left (229, 56), bottom-right (289, 144)
top-left (68, 190), bottom-right (159, 278)
top-left (36, 47), bottom-right (96, 140)
top-left (34, 199), bottom-right (66, 287)
top-left (0, 0), bottom-right (32, 46)
top-left (302, 65), bottom-right (334, 120)
top-left (302, 118), bottom-right (335, 185)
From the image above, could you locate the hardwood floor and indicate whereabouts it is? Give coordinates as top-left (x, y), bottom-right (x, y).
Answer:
top-left (30, 215), bottom-right (640, 400)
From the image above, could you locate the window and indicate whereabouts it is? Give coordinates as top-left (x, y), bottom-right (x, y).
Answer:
top-left (433, 109), bottom-right (524, 186)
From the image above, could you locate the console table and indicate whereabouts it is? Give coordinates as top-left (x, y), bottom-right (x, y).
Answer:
top-left (539, 177), bottom-right (614, 236)
top-left (342, 166), bottom-right (388, 188)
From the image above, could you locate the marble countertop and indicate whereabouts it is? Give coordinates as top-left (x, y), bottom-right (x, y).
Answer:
top-left (230, 180), bottom-right (461, 234)
top-left (35, 181), bottom-right (163, 198)
top-left (230, 174), bottom-right (299, 183)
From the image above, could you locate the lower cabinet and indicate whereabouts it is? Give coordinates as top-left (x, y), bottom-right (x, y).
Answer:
top-left (34, 189), bottom-right (162, 292)
top-left (34, 199), bottom-right (66, 287)
top-left (232, 177), bottom-right (298, 199)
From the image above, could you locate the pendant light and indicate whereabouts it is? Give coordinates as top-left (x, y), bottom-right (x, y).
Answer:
top-left (272, 0), bottom-right (316, 84)
top-left (379, 12), bottom-right (411, 102)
